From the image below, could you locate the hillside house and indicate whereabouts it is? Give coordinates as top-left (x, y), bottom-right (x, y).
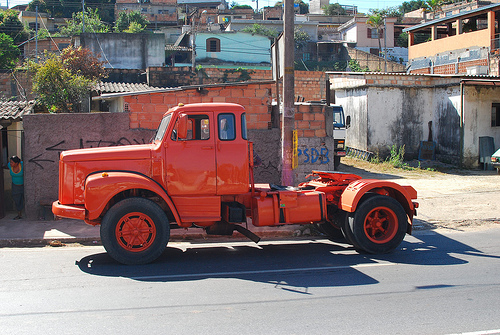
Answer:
top-left (172, 31), bottom-right (272, 67)
top-left (115, 0), bottom-right (178, 27)
top-left (337, 16), bottom-right (408, 63)
top-left (404, 3), bottom-right (500, 75)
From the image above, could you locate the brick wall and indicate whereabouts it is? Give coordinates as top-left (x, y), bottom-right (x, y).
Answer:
top-left (125, 82), bottom-right (273, 130)
top-left (146, 66), bottom-right (325, 102)
top-left (0, 70), bottom-right (34, 101)
top-left (294, 103), bottom-right (327, 137)
top-left (410, 58), bottom-right (489, 75)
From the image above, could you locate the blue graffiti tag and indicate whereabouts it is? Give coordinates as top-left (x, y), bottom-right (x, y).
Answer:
top-left (297, 147), bottom-right (330, 164)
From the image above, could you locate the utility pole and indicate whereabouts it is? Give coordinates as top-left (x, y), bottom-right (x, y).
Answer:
top-left (35, 5), bottom-right (38, 62)
top-left (191, 9), bottom-right (196, 69)
top-left (281, 0), bottom-right (295, 185)
top-left (384, 17), bottom-right (387, 72)
top-left (82, 0), bottom-right (85, 33)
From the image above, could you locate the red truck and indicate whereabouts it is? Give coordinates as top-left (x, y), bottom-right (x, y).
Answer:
top-left (53, 103), bottom-right (418, 264)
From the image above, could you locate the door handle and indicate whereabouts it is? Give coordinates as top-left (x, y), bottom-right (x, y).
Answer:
top-left (202, 146), bottom-right (213, 150)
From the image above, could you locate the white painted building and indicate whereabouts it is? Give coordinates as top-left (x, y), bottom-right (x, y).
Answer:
top-left (327, 72), bottom-right (500, 167)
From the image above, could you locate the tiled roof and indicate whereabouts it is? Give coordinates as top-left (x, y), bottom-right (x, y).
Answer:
top-left (94, 82), bottom-right (166, 93)
top-left (0, 100), bottom-right (35, 122)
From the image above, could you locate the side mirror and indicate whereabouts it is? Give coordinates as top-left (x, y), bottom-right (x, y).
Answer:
top-left (346, 115), bottom-right (351, 129)
top-left (177, 114), bottom-right (188, 140)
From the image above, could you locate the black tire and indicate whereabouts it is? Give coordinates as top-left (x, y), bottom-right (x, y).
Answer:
top-left (346, 195), bottom-right (407, 254)
top-left (334, 156), bottom-right (341, 170)
top-left (100, 198), bottom-right (170, 265)
top-left (318, 222), bottom-right (348, 243)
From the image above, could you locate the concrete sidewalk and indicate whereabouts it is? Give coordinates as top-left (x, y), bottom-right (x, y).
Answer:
top-left (0, 211), bottom-right (301, 247)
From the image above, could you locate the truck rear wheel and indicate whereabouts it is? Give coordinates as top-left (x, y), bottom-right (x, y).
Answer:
top-left (100, 198), bottom-right (170, 265)
top-left (346, 195), bottom-right (407, 254)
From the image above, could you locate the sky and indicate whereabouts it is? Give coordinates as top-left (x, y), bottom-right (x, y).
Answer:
top-left (2, 0), bottom-right (407, 15)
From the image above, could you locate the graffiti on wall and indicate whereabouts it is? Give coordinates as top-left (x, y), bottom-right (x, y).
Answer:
top-left (297, 147), bottom-right (330, 164)
top-left (29, 137), bottom-right (148, 169)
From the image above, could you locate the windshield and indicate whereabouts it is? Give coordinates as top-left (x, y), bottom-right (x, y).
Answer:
top-left (332, 107), bottom-right (345, 128)
top-left (153, 114), bottom-right (172, 142)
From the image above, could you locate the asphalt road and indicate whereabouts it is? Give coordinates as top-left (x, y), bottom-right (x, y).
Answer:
top-left (1, 228), bottom-right (500, 335)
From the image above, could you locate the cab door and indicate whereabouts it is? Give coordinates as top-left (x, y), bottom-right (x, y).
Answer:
top-left (166, 112), bottom-right (216, 196)
top-left (215, 112), bottom-right (250, 195)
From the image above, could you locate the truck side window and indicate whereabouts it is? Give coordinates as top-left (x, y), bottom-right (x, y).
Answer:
top-left (172, 114), bottom-right (210, 141)
top-left (241, 113), bottom-right (247, 140)
top-left (218, 114), bottom-right (235, 141)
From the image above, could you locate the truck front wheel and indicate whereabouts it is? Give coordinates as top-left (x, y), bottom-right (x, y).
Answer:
top-left (346, 195), bottom-right (407, 254)
top-left (100, 198), bottom-right (170, 265)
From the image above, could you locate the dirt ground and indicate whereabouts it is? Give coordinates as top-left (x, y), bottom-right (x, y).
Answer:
top-left (338, 157), bottom-right (500, 232)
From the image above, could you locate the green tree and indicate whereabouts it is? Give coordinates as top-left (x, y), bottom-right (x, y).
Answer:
top-left (0, 33), bottom-right (20, 69)
top-left (58, 8), bottom-right (110, 36)
top-left (397, 32), bottom-right (408, 47)
top-left (29, 47), bottom-right (106, 113)
top-left (124, 21), bottom-right (147, 33)
top-left (231, 4), bottom-right (253, 9)
top-left (370, 7), bottom-right (402, 22)
top-left (424, 0), bottom-right (443, 17)
top-left (0, 9), bottom-right (29, 45)
top-left (367, 12), bottom-right (384, 57)
top-left (294, 26), bottom-right (310, 50)
top-left (242, 23), bottom-right (278, 38)
top-left (114, 11), bottom-right (149, 33)
top-left (399, 0), bottom-right (426, 14)
top-left (322, 3), bottom-right (346, 15)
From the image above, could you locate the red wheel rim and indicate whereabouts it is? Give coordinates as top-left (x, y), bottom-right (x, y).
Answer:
top-left (363, 206), bottom-right (398, 244)
top-left (115, 212), bottom-right (157, 252)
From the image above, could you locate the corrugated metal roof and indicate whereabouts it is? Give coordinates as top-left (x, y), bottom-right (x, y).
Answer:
top-left (94, 82), bottom-right (167, 93)
top-left (0, 100), bottom-right (35, 121)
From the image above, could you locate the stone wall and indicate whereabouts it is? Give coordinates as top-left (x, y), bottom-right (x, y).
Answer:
top-left (347, 48), bottom-right (406, 72)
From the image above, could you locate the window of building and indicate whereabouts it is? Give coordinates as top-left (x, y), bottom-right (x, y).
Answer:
top-left (206, 38), bottom-right (220, 52)
top-left (492, 103), bottom-right (500, 127)
top-left (367, 28), bottom-right (383, 39)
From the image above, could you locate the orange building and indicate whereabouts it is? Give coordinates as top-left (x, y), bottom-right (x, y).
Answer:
top-left (404, 3), bottom-right (500, 75)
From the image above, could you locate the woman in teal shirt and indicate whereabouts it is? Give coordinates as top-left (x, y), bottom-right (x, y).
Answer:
top-left (7, 156), bottom-right (24, 220)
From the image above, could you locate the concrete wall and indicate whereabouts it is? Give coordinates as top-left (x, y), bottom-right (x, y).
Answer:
top-left (78, 33), bottom-right (166, 70)
top-left (463, 85), bottom-right (500, 166)
top-left (196, 32), bottom-right (271, 64)
top-left (331, 72), bottom-right (500, 166)
top-left (336, 83), bottom-right (461, 160)
top-left (22, 112), bottom-right (154, 220)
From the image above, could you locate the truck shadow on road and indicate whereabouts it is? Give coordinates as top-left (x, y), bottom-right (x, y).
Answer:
top-left (75, 228), bottom-right (494, 290)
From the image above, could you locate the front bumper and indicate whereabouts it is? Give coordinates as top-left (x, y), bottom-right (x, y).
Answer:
top-left (52, 201), bottom-right (86, 220)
